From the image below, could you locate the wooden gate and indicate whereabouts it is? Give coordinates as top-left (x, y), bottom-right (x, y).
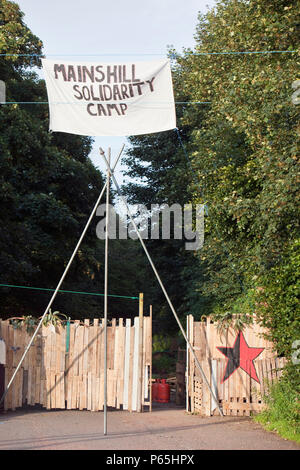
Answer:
top-left (0, 313), bottom-right (152, 412)
top-left (186, 315), bottom-right (286, 416)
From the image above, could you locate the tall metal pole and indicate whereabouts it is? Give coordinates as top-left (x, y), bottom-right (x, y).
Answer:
top-left (102, 147), bottom-right (111, 436)
top-left (0, 149), bottom-right (123, 409)
top-left (101, 153), bottom-right (224, 417)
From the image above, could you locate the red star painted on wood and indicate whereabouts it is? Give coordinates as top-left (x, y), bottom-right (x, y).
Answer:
top-left (217, 331), bottom-right (264, 384)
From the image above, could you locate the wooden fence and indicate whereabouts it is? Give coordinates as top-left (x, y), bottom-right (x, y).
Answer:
top-left (0, 314), bottom-right (152, 412)
top-left (186, 315), bottom-right (286, 416)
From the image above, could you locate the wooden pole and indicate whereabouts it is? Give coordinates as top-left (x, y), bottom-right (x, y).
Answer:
top-left (149, 304), bottom-right (152, 412)
top-left (186, 315), bottom-right (189, 412)
top-left (137, 293), bottom-right (144, 412)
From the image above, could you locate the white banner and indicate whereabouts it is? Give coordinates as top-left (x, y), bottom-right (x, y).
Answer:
top-left (42, 59), bottom-right (176, 137)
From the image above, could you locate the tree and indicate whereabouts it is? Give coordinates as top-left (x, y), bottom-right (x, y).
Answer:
top-left (122, 0), bottom-right (300, 352)
top-left (177, 0), bottom-right (299, 342)
top-left (0, 1), bottom-right (150, 320)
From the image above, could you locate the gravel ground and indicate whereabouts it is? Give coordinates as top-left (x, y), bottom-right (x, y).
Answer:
top-left (0, 403), bottom-right (299, 451)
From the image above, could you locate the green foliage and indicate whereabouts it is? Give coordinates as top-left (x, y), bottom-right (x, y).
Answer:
top-left (255, 364), bottom-right (300, 443)
top-left (0, 0), bottom-right (43, 79)
top-left (176, 0), bottom-right (299, 352)
top-left (152, 334), bottom-right (177, 376)
top-left (9, 308), bottom-right (67, 332)
top-left (10, 314), bottom-right (36, 333)
top-left (152, 354), bottom-right (176, 377)
top-left (255, 239), bottom-right (300, 357)
top-left (152, 334), bottom-right (172, 353)
top-left (42, 309), bottom-right (67, 327)
top-left (0, 1), bottom-right (146, 320)
top-left (123, 1), bottom-right (299, 360)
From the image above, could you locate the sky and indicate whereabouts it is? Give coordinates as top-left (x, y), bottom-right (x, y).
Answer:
top-left (16, 0), bottom-right (216, 184)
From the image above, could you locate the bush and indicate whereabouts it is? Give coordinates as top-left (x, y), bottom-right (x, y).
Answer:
top-left (255, 364), bottom-right (300, 443)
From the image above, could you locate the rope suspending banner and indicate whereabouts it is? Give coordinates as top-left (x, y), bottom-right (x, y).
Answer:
top-left (0, 283), bottom-right (139, 300)
top-left (0, 50), bottom-right (297, 57)
top-left (0, 101), bottom-right (212, 105)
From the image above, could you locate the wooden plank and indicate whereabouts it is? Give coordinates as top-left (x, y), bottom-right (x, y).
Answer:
top-left (71, 375), bottom-right (77, 409)
top-left (117, 319), bottom-right (125, 409)
top-left (49, 325), bottom-right (56, 409)
top-left (201, 359), bottom-right (211, 416)
top-left (132, 317), bottom-right (139, 411)
top-left (189, 315), bottom-right (195, 412)
top-left (54, 326), bottom-right (61, 408)
top-left (50, 371), bottom-right (56, 409)
top-left (149, 307), bottom-right (152, 412)
top-left (45, 328), bottom-right (51, 410)
top-left (77, 324), bottom-right (84, 409)
top-left (137, 294), bottom-right (144, 412)
top-left (95, 377), bottom-right (100, 412)
top-left (144, 365), bottom-right (149, 401)
top-left (257, 360), bottom-right (264, 400)
top-left (12, 366), bottom-right (19, 409)
top-left (69, 322), bottom-right (78, 409)
top-left (120, 319), bottom-right (126, 407)
top-left (0, 321), bottom-right (9, 403)
top-left (73, 321), bottom-right (80, 378)
top-left (27, 362), bottom-right (33, 407)
top-left (22, 327), bottom-right (30, 372)
top-left (77, 323), bottom-right (84, 381)
top-left (113, 319), bottom-right (120, 409)
top-left (224, 360), bottom-right (229, 405)
top-left (4, 367), bottom-right (10, 411)
top-left (91, 319), bottom-right (99, 412)
top-left (193, 321), bottom-right (206, 361)
top-left (83, 320), bottom-right (90, 375)
top-left (142, 316), bottom-right (147, 406)
top-left (222, 400), bottom-right (265, 413)
top-left (96, 320), bottom-right (102, 379)
top-left (185, 315), bottom-right (189, 412)
top-left (236, 366), bottom-right (243, 414)
top-left (66, 323), bottom-right (75, 409)
top-left (265, 358), bottom-right (272, 389)
top-left (108, 319), bottom-right (116, 370)
top-left (7, 323), bottom-right (14, 369)
top-left (31, 332), bottom-right (38, 406)
top-left (60, 325), bottom-right (66, 408)
top-left (11, 366), bottom-right (17, 410)
top-left (143, 315), bottom-right (151, 407)
top-left (35, 366), bottom-right (41, 405)
top-left (245, 359), bottom-right (251, 416)
top-left (211, 359), bottom-right (218, 414)
top-left (87, 371), bottom-right (92, 411)
top-left (123, 319), bottom-right (131, 410)
top-left (81, 319), bottom-right (89, 410)
top-left (9, 327), bottom-right (16, 409)
top-left (55, 373), bottom-right (61, 409)
top-left (54, 326), bottom-right (64, 409)
top-left (206, 317), bottom-right (211, 359)
top-left (87, 319), bottom-right (94, 411)
top-left (230, 367), bottom-right (237, 416)
top-left (78, 376), bottom-right (83, 411)
top-left (99, 374), bottom-right (104, 411)
top-left (18, 367), bottom-right (23, 408)
top-left (99, 320), bottom-right (105, 411)
top-left (40, 325), bottom-right (47, 407)
top-left (107, 369), bottom-right (115, 407)
top-left (74, 321), bottom-right (82, 409)
top-left (35, 330), bottom-right (43, 406)
top-left (128, 324), bottom-right (135, 412)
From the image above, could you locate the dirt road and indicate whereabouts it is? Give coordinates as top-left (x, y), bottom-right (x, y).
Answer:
top-left (0, 403), bottom-right (298, 451)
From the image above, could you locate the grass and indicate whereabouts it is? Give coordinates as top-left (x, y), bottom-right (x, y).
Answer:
top-left (254, 368), bottom-right (300, 444)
